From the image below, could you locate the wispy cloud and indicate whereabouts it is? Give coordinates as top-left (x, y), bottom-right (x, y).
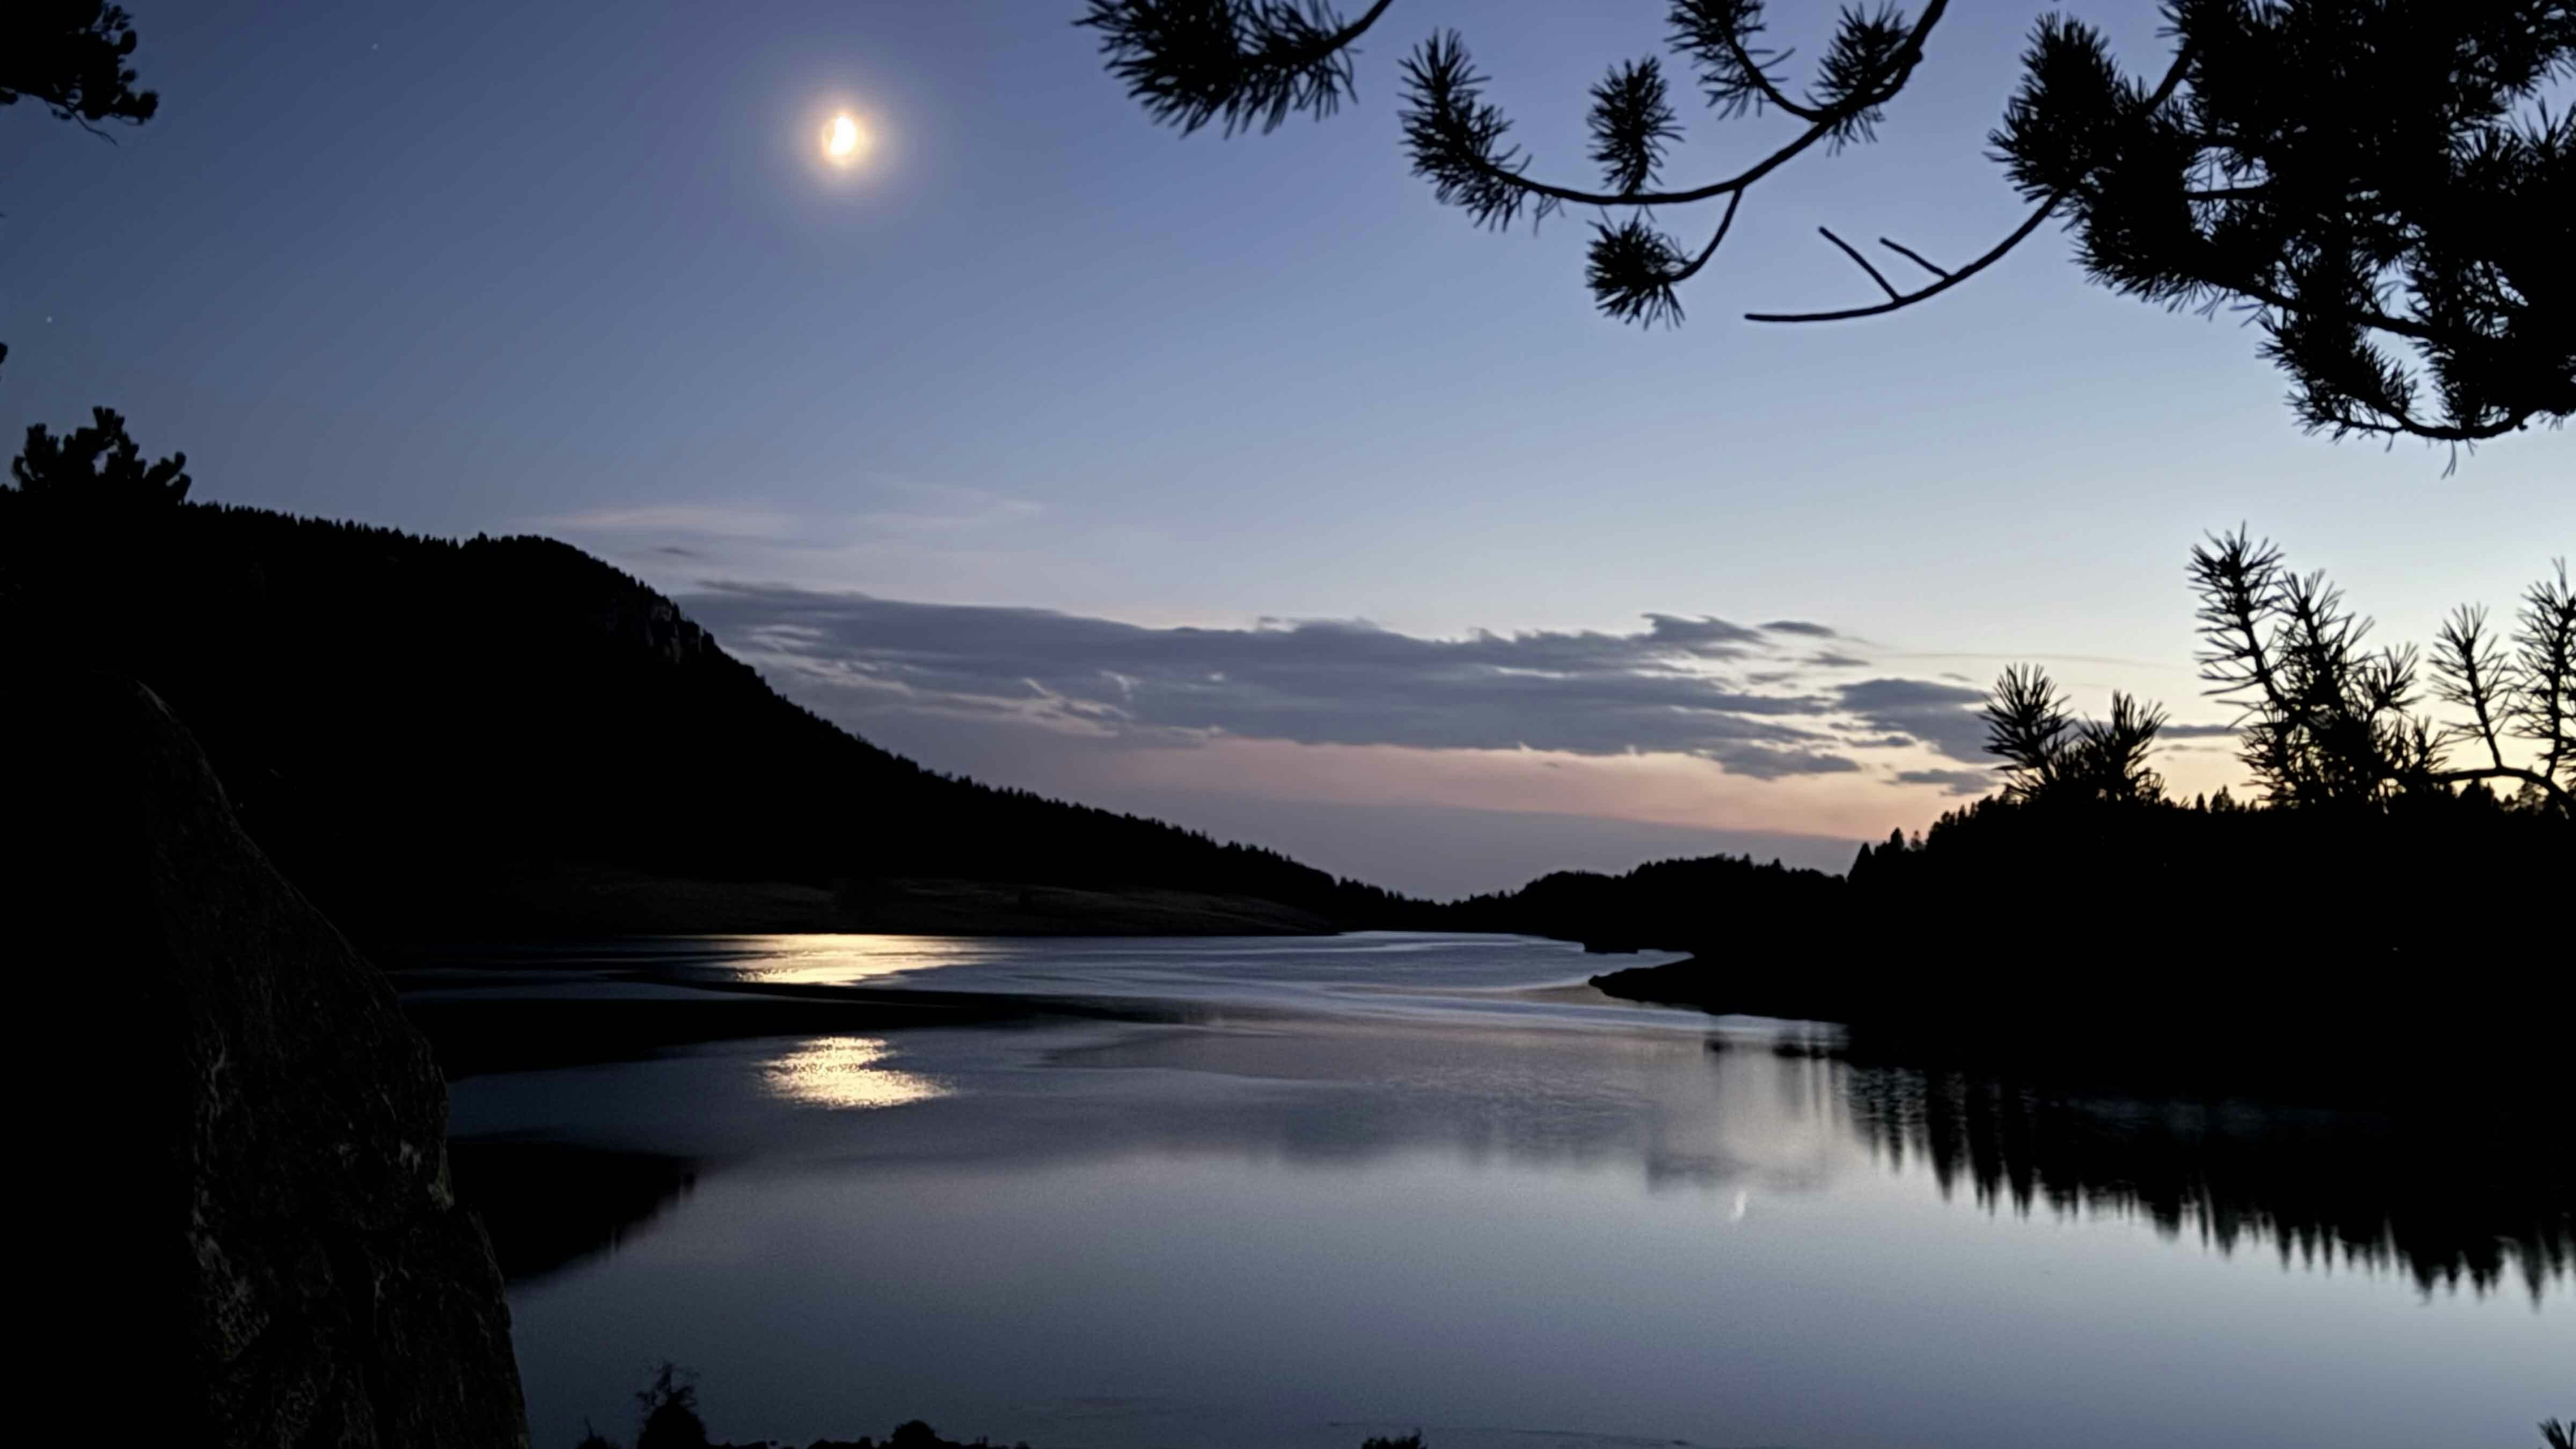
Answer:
top-left (525, 486), bottom-right (1123, 604)
top-left (536, 482), bottom-right (1045, 548)
top-left (534, 503), bottom-right (806, 540)
top-left (1895, 767), bottom-right (1997, 796)
top-left (1833, 677), bottom-right (1992, 763)
top-left (846, 481), bottom-right (1047, 538)
top-left (680, 585), bottom-right (2033, 788)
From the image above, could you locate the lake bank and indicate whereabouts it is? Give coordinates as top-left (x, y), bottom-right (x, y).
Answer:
top-left (1585, 950), bottom-right (2576, 1103)
top-left (383, 865), bottom-right (1344, 941)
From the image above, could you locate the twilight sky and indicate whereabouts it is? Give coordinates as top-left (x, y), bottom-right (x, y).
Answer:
top-left (5, 0), bottom-right (2568, 896)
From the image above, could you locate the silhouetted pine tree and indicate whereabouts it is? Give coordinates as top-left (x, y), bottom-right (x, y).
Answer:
top-left (1081, 1), bottom-right (2573, 449)
top-left (9, 407), bottom-right (189, 507)
top-left (0, 2), bottom-right (160, 128)
top-left (2, 2), bottom-right (164, 376)
top-left (2189, 529), bottom-right (2573, 811)
top-left (1980, 663), bottom-right (2167, 807)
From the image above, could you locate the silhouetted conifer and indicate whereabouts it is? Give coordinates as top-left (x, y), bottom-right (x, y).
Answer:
top-left (633, 1363), bottom-right (710, 1449)
top-left (8, 406), bottom-right (189, 507)
top-left (2189, 529), bottom-right (2573, 812)
top-left (0, 2), bottom-right (160, 128)
top-left (1981, 663), bottom-right (2167, 806)
top-left (2, 2), bottom-right (164, 376)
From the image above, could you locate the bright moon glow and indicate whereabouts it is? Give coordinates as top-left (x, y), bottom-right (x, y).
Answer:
top-left (822, 112), bottom-right (867, 165)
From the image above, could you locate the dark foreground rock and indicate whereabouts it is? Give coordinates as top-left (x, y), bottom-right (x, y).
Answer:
top-left (12, 672), bottom-right (526, 1446)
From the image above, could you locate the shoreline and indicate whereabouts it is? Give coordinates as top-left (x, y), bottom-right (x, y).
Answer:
top-left (369, 865), bottom-right (1346, 943)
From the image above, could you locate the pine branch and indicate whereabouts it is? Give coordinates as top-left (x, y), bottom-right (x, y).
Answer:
top-left (1079, 0), bottom-right (1396, 136)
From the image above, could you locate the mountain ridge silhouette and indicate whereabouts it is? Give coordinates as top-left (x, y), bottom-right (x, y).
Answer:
top-left (0, 497), bottom-right (1443, 941)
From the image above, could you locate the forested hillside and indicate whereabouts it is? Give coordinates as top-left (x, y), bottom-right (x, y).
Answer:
top-left (0, 496), bottom-right (1433, 939)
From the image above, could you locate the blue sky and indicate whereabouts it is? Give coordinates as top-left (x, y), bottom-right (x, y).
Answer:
top-left (6, 1), bottom-right (2567, 894)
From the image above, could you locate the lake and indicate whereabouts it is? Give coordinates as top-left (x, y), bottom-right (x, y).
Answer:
top-left (413, 933), bottom-right (2571, 1449)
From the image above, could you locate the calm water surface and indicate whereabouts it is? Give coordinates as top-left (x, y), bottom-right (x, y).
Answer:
top-left (422, 934), bottom-right (2571, 1449)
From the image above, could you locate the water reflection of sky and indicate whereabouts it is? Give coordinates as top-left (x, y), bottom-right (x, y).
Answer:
top-left (434, 934), bottom-right (2570, 1449)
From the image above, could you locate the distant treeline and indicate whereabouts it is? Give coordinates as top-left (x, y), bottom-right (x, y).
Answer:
top-left (1848, 781), bottom-right (2571, 968)
top-left (1589, 529), bottom-right (2574, 1043)
top-left (0, 495), bottom-right (1435, 938)
top-left (1450, 776), bottom-right (2564, 958)
top-left (1592, 784), bottom-right (2571, 1037)
top-left (1445, 851), bottom-right (1843, 949)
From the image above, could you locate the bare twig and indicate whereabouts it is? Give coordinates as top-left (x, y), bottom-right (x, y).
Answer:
top-left (1747, 48), bottom-right (2190, 324)
top-left (1819, 228), bottom-right (1900, 301)
top-left (1673, 191), bottom-right (1747, 284)
top-left (1750, 201), bottom-right (2059, 322)
top-left (1876, 236), bottom-right (1951, 279)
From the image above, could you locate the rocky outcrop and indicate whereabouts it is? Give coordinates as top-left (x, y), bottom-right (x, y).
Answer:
top-left (12, 671), bottom-right (525, 1446)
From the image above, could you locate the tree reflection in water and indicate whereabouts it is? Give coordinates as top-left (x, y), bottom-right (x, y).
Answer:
top-left (1835, 1051), bottom-right (2572, 1301)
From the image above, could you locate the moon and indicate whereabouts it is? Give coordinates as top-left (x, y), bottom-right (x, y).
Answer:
top-left (822, 112), bottom-right (867, 166)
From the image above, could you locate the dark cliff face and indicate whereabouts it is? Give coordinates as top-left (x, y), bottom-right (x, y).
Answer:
top-left (11, 671), bottom-right (526, 1448)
